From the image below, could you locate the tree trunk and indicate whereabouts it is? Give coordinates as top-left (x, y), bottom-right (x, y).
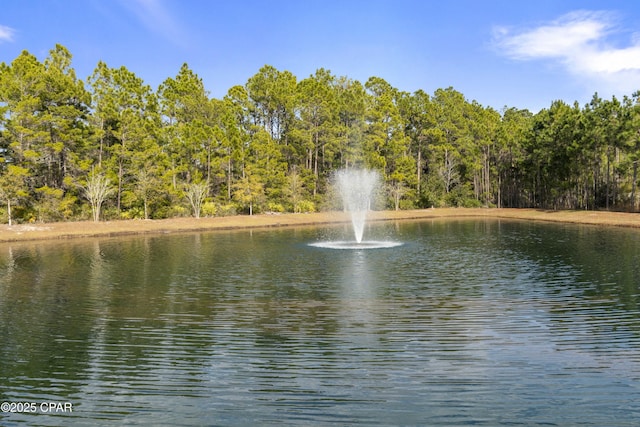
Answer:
top-left (98, 118), bottom-right (104, 167)
top-left (497, 173), bottom-right (501, 209)
top-left (485, 145), bottom-right (491, 206)
top-left (314, 129), bottom-right (319, 177)
top-left (606, 147), bottom-right (611, 210)
top-left (117, 160), bottom-right (123, 212)
top-left (417, 149), bottom-right (422, 195)
top-left (207, 142), bottom-right (212, 185)
top-left (227, 154), bottom-right (232, 201)
top-left (632, 160), bottom-right (638, 212)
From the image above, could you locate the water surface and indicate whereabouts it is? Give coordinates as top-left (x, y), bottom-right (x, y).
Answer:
top-left (1, 219), bottom-right (639, 425)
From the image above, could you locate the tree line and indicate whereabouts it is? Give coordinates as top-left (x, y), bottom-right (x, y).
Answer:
top-left (1, 44), bottom-right (639, 224)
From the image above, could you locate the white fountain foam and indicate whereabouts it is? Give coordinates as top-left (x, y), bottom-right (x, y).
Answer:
top-left (309, 168), bottom-right (402, 250)
top-left (309, 240), bottom-right (403, 250)
top-left (334, 169), bottom-right (379, 243)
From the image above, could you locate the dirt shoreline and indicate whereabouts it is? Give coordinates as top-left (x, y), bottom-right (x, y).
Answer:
top-left (0, 208), bottom-right (639, 243)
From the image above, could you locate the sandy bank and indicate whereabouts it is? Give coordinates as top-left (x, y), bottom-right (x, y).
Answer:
top-left (0, 208), bottom-right (639, 243)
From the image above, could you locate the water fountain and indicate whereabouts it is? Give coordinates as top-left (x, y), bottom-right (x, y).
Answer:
top-left (335, 169), bottom-right (378, 243)
top-left (310, 168), bottom-right (402, 249)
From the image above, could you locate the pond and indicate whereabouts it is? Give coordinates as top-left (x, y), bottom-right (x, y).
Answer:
top-left (1, 219), bottom-right (640, 426)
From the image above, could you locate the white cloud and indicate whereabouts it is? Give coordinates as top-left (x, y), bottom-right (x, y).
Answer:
top-left (492, 10), bottom-right (640, 95)
top-left (0, 24), bottom-right (15, 43)
top-left (120, 0), bottom-right (189, 48)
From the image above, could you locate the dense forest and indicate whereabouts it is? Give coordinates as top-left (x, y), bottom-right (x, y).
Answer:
top-left (1, 44), bottom-right (639, 224)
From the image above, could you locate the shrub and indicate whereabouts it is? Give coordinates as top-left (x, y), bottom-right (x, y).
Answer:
top-left (445, 184), bottom-right (480, 207)
top-left (297, 200), bottom-right (316, 213)
top-left (201, 201), bottom-right (217, 217)
top-left (267, 202), bottom-right (285, 213)
top-left (216, 203), bottom-right (237, 217)
top-left (399, 198), bottom-right (416, 210)
top-left (154, 205), bottom-right (189, 219)
top-left (120, 207), bottom-right (144, 220)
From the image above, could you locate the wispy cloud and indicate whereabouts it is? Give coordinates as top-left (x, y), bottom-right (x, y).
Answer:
top-left (492, 10), bottom-right (640, 96)
top-left (120, 0), bottom-right (189, 48)
top-left (0, 24), bottom-right (15, 43)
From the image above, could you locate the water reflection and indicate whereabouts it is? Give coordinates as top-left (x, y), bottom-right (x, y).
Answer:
top-left (0, 220), bottom-right (639, 426)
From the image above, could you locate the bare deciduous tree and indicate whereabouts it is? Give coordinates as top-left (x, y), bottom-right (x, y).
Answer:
top-left (0, 165), bottom-right (29, 226)
top-left (82, 171), bottom-right (114, 222)
top-left (134, 169), bottom-right (159, 220)
top-left (388, 181), bottom-right (408, 211)
top-left (438, 148), bottom-right (460, 194)
top-left (184, 181), bottom-right (209, 218)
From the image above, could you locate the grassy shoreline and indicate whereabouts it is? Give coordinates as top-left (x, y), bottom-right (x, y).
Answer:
top-left (0, 208), bottom-right (639, 243)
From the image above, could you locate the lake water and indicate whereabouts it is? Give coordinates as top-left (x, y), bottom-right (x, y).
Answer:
top-left (1, 219), bottom-right (640, 426)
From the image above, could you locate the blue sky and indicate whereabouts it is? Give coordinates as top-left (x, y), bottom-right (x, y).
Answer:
top-left (1, 0), bottom-right (640, 112)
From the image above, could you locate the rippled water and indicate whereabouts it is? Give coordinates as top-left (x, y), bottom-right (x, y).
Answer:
top-left (1, 219), bottom-right (640, 426)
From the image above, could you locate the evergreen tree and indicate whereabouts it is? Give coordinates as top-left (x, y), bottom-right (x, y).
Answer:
top-left (88, 62), bottom-right (161, 217)
top-left (3, 44), bottom-right (640, 222)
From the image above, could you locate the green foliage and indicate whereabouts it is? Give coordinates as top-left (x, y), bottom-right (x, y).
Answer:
top-left (267, 202), bottom-right (285, 213)
top-left (446, 183), bottom-right (482, 208)
top-left (201, 201), bottom-right (217, 217)
top-left (0, 165), bottom-right (30, 225)
top-left (232, 171), bottom-right (264, 215)
top-left (2, 44), bottom-right (640, 223)
top-left (35, 186), bottom-right (66, 222)
top-left (216, 203), bottom-right (238, 217)
top-left (297, 200), bottom-right (316, 213)
top-left (151, 204), bottom-right (187, 219)
top-left (120, 206), bottom-right (144, 220)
